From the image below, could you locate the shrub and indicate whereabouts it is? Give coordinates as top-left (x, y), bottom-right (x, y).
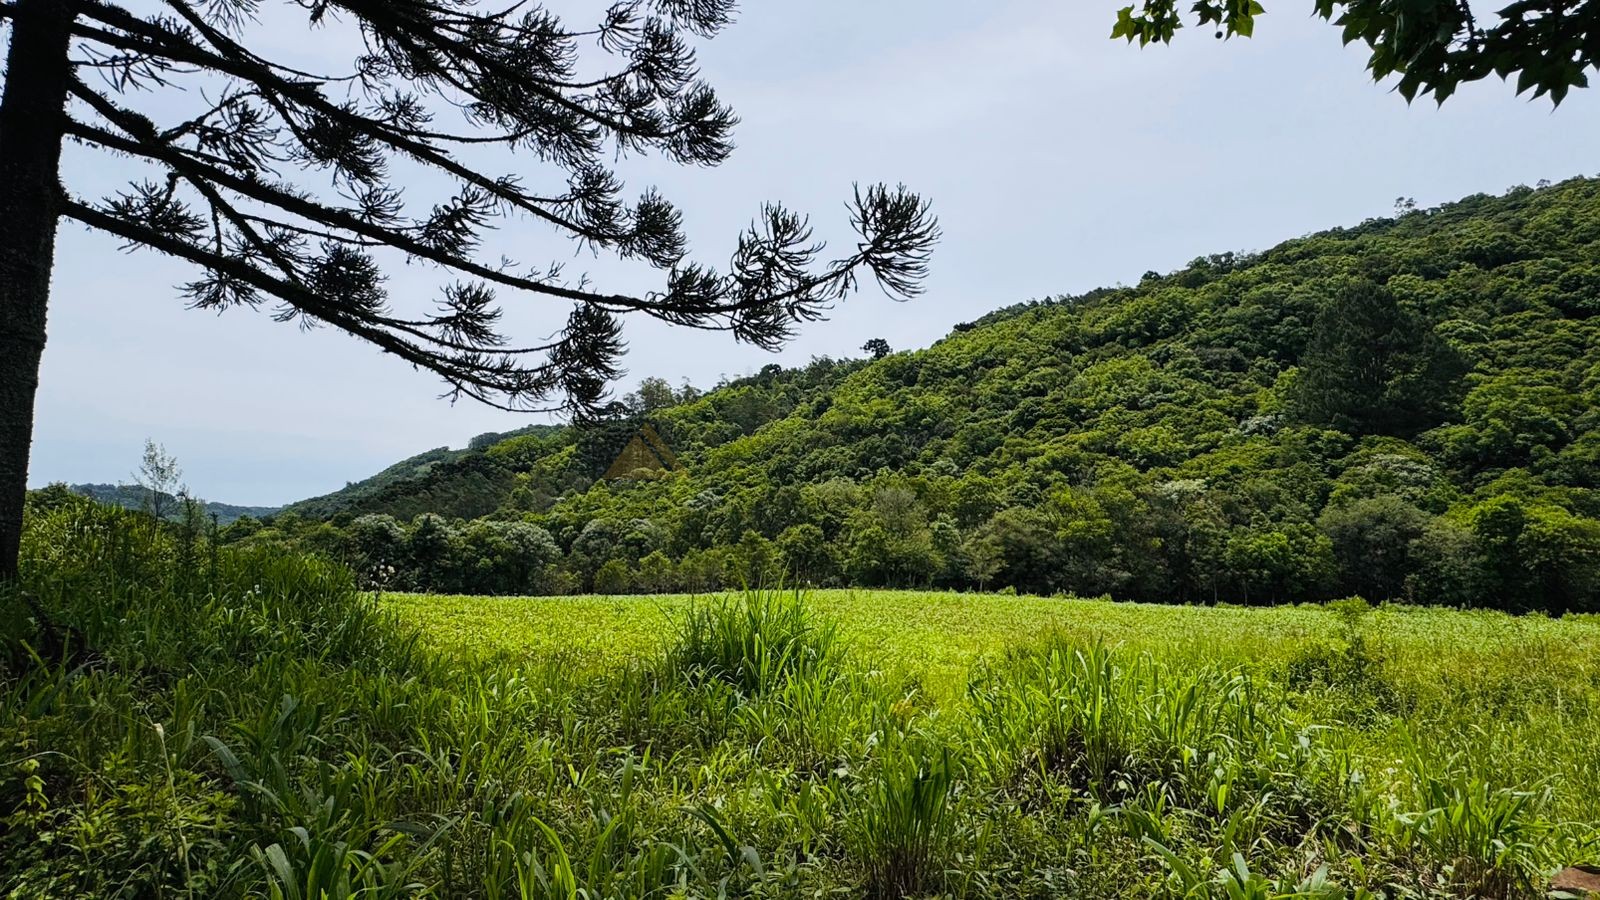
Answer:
top-left (593, 558), bottom-right (633, 594)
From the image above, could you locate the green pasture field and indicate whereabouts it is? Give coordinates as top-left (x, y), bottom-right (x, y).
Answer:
top-left (14, 494), bottom-right (1600, 899)
top-left (387, 588), bottom-right (1600, 699)
top-left (390, 589), bottom-right (1600, 860)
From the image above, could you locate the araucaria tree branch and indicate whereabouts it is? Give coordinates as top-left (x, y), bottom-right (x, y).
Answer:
top-left (0, 0), bottom-right (938, 578)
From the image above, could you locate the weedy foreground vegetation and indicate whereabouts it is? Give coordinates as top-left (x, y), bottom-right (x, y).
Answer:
top-left (5, 495), bottom-right (1600, 898)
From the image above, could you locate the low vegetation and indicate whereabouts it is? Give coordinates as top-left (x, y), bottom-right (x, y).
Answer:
top-left (5, 494), bottom-right (1598, 897)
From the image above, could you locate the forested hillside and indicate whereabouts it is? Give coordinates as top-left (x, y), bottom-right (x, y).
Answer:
top-left (69, 483), bottom-right (279, 525)
top-left (283, 424), bottom-right (566, 521)
top-left (228, 178), bottom-right (1600, 611)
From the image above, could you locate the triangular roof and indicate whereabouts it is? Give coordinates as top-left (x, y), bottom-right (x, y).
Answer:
top-left (603, 424), bottom-right (683, 479)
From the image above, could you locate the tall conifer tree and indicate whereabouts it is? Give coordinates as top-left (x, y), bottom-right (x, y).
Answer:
top-left (0, 0), bottom-right (939, 576)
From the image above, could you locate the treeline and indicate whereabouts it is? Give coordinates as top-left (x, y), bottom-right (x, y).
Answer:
top-left (68, 482), bottom-right (279, 525)
top-left (230, 179), bottom-right (1600, 612)
top-left (217, 460), bottom-right (1600, 613)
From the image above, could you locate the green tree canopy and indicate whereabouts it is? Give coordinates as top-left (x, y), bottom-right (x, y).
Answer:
top-left (1111, 0), bottom-right (1600, 104)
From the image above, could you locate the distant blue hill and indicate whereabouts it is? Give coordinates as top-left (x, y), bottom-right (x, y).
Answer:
top-left (68, 483), bottom-right (279, 525)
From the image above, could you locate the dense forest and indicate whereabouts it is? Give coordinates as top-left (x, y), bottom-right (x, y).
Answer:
top-left (212, 178), bottom-right (1600, 612)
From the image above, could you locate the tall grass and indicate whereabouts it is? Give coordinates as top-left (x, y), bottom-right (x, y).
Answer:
top-left (849, 739), bottom-right (960, 898)
top-left (662, 588), bottom-right (840, 694)
top-left (3, 494), bottom-right (1597, 897)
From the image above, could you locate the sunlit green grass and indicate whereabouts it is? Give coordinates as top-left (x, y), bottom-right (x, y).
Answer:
top-left (391, 588), bottom-right (1600, 837)
top-left (387, 588), bottom-right (1600, 698)
top-left (17, 498), bottom-right (1600, 897)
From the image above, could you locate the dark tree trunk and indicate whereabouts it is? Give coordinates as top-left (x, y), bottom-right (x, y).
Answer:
top-left (0, 0), bottom-right (75, 580)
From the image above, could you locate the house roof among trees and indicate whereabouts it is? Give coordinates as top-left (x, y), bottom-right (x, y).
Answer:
top-left (603, 425), bottom-right (682, 480)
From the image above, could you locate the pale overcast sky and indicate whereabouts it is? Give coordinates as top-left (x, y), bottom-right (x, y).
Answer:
top-left (27, 1), bottom-right (1600, 505)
